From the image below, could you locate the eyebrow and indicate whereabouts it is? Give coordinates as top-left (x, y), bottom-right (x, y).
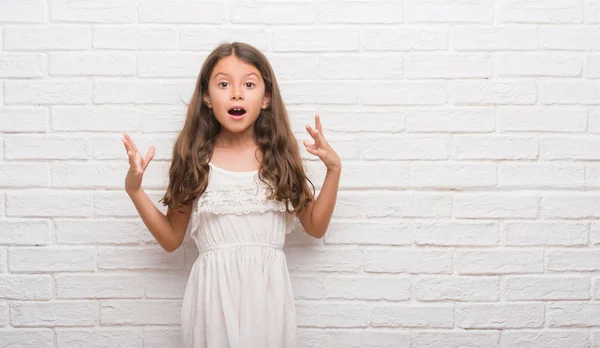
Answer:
top-left (213, 72), bottom-right (259, 79)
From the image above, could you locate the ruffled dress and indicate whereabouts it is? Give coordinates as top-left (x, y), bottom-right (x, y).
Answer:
top-left (181, 163), bottom-right (297, 348)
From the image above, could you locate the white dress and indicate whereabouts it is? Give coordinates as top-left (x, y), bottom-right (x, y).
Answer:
top-left (181, 163), bottom-right (297, 348)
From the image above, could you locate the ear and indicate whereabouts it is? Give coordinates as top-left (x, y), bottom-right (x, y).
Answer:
top-left (261, 92), bottom-right (271, 109)
top-left (203, 93), bottom-right (212, 108)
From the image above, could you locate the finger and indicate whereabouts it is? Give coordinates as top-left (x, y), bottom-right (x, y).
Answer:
top-left (124, 133), bottom-right (140, 154)
top-left (305, 125), bottom-right (321, 145)
top-left (143, 146), bottom-right (156, 171)
top-left (315, 113), bottom-right (323, 134)
top-left (304, 144), bottom-right (318, 156)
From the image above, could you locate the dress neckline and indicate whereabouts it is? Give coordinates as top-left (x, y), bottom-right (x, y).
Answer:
top-left (208, 162), bottom-right (259, 175)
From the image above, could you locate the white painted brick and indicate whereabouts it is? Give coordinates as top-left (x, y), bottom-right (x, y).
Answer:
top-left (94, 191), bottom-right (167, 217)
top-left (454, 193), bottom-right (539, 219)
top-left (100, 300), bottom-right (181, 325)
top-left (364, 135), bottom-right (448, 160)
top-left (503, 276), bottom-right (590, 300)
top-left (274, 28), bottom-right (359, 52)
top-left (591, 222), bottom-right (600, 245)
top-left (138, 1), bottom-right (228, 23)
top-left (5, 135), bottom-right (89, 160)
top-left (94, 27), bottom-right (178, 50)
top-left (5, 26), bottom-right (91, 50)
top-left (369, 304), bottom-right (453, 328)
top-left (336, 162), bottom-right (410, 188)
top-left (0, 163), bottom-right (50, 187)
top-left (50, 52), bottom-right (135, 76)
top-left (499, 163), bottom-right (585, 188)
top-left (55, 219), bottom-right (155, 245)
top-left (362, 82), bottom-right (447, 105)
top-left (412, 331), bottom-right (500, 348)
top-left (52, 106), bottom-right (140, 132)
top-left (411, 162), bottom-right (497, 189)
top-left (498, 106), bottom-right (587, 132)
top-left (6, 190), bottom-right (93, 217)
top-left (540, 27), bottom-right (600, 50)
top-left (143, 273), bottom-right (187, 299)
top-left (0, 53), bottom-right (46, 78)
top-left (414, 276), bottom-right (499, 301)
top-left (98, 247), bottom-right (184, 271)
top-left (318, 2), bottom-right (402, 23)
top-left (547, 249), bottom-right (600, 271)
top-left (56, 274), bottom-right (143, 299)
top-left (451, 81), bottom-right (536, 105)
top-left (0, 329), bottom-right (53, 347)
top-left (94, 80), bottom-right (180, 104)
top-left (0, 275), bottom-right (52, 300)
top-left (406, 107), bottom-right (495, 132)
top-left (589, 54), bottom-right (600, 78)
top-left (56, 328), bottom-right (142, 348)
top-left (542, 136), bottom-right (600, 160)
top-left (504, 221), bottom-right (589, 246)
top-left (361, 27), bottom-right (449, 51)
top-left (0, 0), bottom-right (46, 23)
top-left (406, 0), bottom-right (492, 23)
top-left (233, 3), bottom-right (315, 23)
top-left (319, 54), bottom-right (403, 79)
top-left (4, 80), bottom-right (91, 105)
top-left (92, 134), bottom-right (175, 160)
top-left (589, 0), bottom-right (600, 22)
top-left (296, 328), bottom-right (325, 348)
top-left (180, 27), bottom-right (269, 52)
top-left (413, 221), bottom-right (499, 246)
top-left (321, 275), bottom-right (410, 301)
top-left (11, 301), bottom-right (98, 327)
top-left (140, 106), bottom-right (186, 132)
top-left (137, 52), bottom-right (205, 78)
top-left (51, 0), bottom-right (136, 23)
top-left (52, 162), bottom-right (168, 189)
top-left (406, 53), bottom-right (492, 79)
top-left (542, 194), bottom-right (600, 219)
top-left (9, 247), bottom-right (96, 272)
top-left (594, 277), bottom-right (600, 299)
top-left (280, 81), bottom-right (361, 105)
top-left (456, 250), bottom-right (544, 274)
top-left (290, 276), bottom-right (324, 300)
top-left (456, 303), bottom-right (543, 328)
top-left (497, 0), bottom-right (583, 23)
top-left (0, 301), bottom-right (6, 326)
top-left (539, 81), bottom-right (600, 104)
top-left (366, 248), bottom-right (452, 274)
top-left (285, 247), bottom-right (363, 272)
top-left (268, 54), bottom-right (319, 80)
top-left (324, 221), bottom-right (411, 246)
top-left (496, 53), bottom-right (582, 77)
top-left (0, 107), bottom-right (48, 132)
top-left (502, 330), bottom-right (588, 348)
top-left (143, 329), bottom-right (185, 348)
top-left (323, 330), bottom-right (410, 348)
top-left (336, 192), bottom-right (452, 218)
top-left (452, 26), bottom-right (538, 51)
top-left (452, 135), bottom-right (538, 160)
top-left (0, 249), bottom-right (5, 273)
top-left (0, 220), bottom-right (51, 245)
top-left (296, 302), bottom-right (366, 328)
top-left (547, 302), bottom-right (600, 327)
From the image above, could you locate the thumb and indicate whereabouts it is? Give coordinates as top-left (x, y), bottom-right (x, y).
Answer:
top-left (143, 146), bottom-right (155, 170)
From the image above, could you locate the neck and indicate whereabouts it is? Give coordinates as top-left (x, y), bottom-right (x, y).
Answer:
top-left (215, 127), bottom-right (257, 148)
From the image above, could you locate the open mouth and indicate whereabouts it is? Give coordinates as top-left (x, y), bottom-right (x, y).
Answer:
top-left (228, 107), bottom-right (246, 117)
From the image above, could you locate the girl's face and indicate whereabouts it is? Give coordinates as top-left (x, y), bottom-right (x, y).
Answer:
top-left (203, 55), bottom-right (271, 135)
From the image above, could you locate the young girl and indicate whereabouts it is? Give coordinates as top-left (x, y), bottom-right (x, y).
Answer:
top-left (121, 42), bottom-right (341, 348)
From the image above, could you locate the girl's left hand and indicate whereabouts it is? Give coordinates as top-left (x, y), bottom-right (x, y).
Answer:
top-left (304, 113), bottom-right (342, 172)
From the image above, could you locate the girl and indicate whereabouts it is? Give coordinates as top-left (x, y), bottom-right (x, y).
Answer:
top-left (121, 42), bottom-right (341, 348)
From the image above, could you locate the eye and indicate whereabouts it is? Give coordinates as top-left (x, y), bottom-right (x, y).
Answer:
top-left (218, 82), bottom-right (229, 88)
top-left (245, 82), bottom-right (255, 88)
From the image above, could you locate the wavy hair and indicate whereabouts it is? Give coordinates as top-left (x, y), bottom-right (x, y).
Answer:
top-left (160, 42), bottom-right (314, 214)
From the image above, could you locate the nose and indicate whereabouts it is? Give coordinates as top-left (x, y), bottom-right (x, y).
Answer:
top-left (231, 86), bottom-right (243, 100)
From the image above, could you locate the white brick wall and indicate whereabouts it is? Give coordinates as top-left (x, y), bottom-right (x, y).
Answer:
top-left (1, 0), bottom-right (600, 347)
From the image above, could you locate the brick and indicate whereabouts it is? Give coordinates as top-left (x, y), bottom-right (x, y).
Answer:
top-left (52, 106), bottom-right (141, 132)
top-left (51, 0), bottom-right (136, 23)
top-left (233, 3), bottom-right (315, 23)
top-left (406, 107), bottom-right (495, 132)
top-left (503, 276), bottom-right (590, 300)
top-left (6, 190), bottom-right (93, 217)
top-left (94, 27), bottom-right (178, 50)
top-left (11, 301), bottom-right (98, 327)
top-left (56, 329), bottom-right (143, 348)
top-left (140, 106), bottom-right (187, 132)
top-left (362, 82), bottom-right (447, 105)
top-left (321, 275), bottom-right (410, 301)
top-left (412, 330), bottom-right (500, 348)
top-left (285, 247), bottom-right (364, 272)
top-left (589, 54), bottom-right (600, 78)
top-left (362, 27), bottom-right (448, 51)
top-left (547, 249), bottom-right (600, 271)
top-left (0, 329), bottom-right (53, 347)
top-left (55, 219), bottom-right (155, 245)
top-left (456, 303), bottom-right (543, 328)
top-left (0, 220), bottom-right (51, 245)
top-left (0, 53), bottom-right (45, 78)
top-left (100, 300), bottom-right (181, 325)
top-left (323, 330), bottom-right (410, 348)
top-left (539, 81), bottom-right (600, 104)
top-left (143, 329), bottom-right (185, 348)
top-left (415, 276), bottom-right (499, 302)
top-left (4, 80), bottom-right (92, 105)
top-left (452, 26), bottom-right (538, 51)
top-left (542, 136), bottom-right (600, 160)
top-left (0, 301), bottom-right (6, 326)
top-left (497, 0), bottom-right (583, 23)
top-left (451, 80), bottom-right (536, 105)
top-left (0, 0), bottom-right (46, 23)
top-left (92, 134), bottom-right (175, 160)
top-left (499, 163), bottom-right (585, 188)
top-left (290, 276), bottom-right (324, 300)
top-left (56, 274), bottom-right (143, 299)
top-left (138, 1), bottom-right (228, 23)
top-left (452, 135), bottom-right (538, 160)
top-left (319, 54), bottom-right (403, 79)
top-left (540, 27), bottom-right (600, 50)
top-left (0, 275), bottom-right (52, 300)
top-left (143, 274), bottom-right (188, 299)
top-left (369, 304), bottom-right (453, 328)
top-left (406, 53), bottom-right (492, 78)
top-left (324, 221), bottom-right (411, 246)
top-left (0, 107), bottom-right (48, 132)
top-left (318, 2), bottom-right (402, 23)
top-left (496, 53), bottom-right (582, 77)
top-left (137, 52), bottom-right (206, 78)
top-left (9, 247), bottom-right (96, 272)
top-left (497, 106), bottom-right (587, 132)
top-left (542, 194), bottom-right (600, 218)
top-left (503, 331), bottom-right (588, 348)
top-left (5, 26), bottom-right (91, 50)
top-left (180, 27), bottom-right (269, 52)
top-left (589, 0), bottom-right (600, 22)
top-left (454, 193), bottom-right (539, 219)
top-left (93, 80), bottom-right (180, 104)
top-left (278, 81), bottom-right (360, 104)
top-left (5, 135), bottom-right (90, 160)
top-left (296, 302), bottom-right (366, 328)
top-left (456, 250), bottom-right (544, 274)
top-left (547, 302), bottom-right (600, 327)
top-left (411, 162), bottom-right (497, 189)
top-left (364, 135), bottom-right (448, 160)
top-left (98, 247), bottom-right (184, 271)
top-left (335, 192), bottom-right (452, 219)
top-left (50, 52), bottom-right (135, 76)
top-left (0, 163), bottom-right (50, 187)
top-left (413, 221), bottom-right (499, 246)
top-left (406, 0), bottom-right (492, 23)
top-left (274, 28), bottom-right (359, 52)
top-left (366, 249), bottom-right (452, 274)
top-left (94, 191), bottom-right (167, 217)
top-left (504, 221), bottom-right (588, 246)
top-left (268, 54), bottom-right (319, 80)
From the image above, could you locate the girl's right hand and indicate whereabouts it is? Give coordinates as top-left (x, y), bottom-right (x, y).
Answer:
top-left (122, 133), bottom-right (155, 195)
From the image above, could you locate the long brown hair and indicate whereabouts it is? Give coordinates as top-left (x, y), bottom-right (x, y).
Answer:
top-left (160, 42), bottom-right (314, 214)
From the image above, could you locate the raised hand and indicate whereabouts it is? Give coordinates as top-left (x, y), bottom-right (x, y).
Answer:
top-left (122, 133), bottom-right (155, 194)
top-left (303, 113), bottom-right (341, 172)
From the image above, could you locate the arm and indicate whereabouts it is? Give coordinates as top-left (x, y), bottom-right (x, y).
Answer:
top-left (296, 113), bottom-right (342, 239)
